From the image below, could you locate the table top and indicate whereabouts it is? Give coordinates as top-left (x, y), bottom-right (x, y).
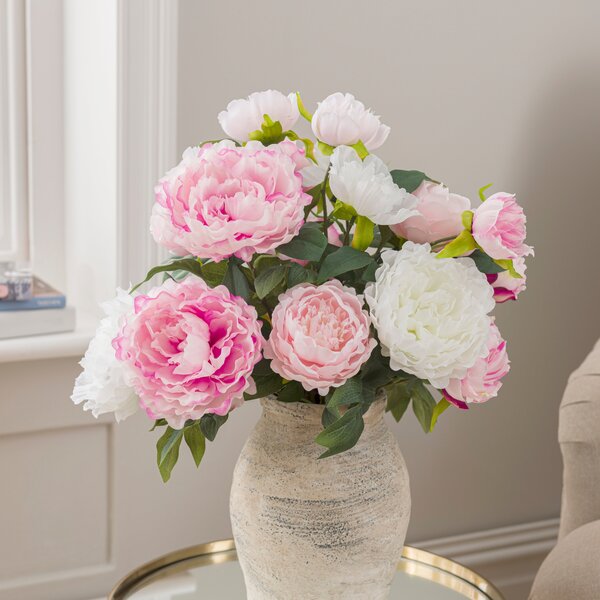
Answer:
top-left (110, 539), bottom-right (504, 600)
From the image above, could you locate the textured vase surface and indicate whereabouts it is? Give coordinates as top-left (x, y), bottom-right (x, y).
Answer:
top-left (230, 396), bottom-right (411, 600)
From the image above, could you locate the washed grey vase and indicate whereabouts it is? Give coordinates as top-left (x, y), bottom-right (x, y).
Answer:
top-left (230, 396), bottom-right (411, 600)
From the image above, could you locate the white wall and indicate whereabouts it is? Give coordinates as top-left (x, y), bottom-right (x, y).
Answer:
top-left (175, 0), bottom-right (600, 593)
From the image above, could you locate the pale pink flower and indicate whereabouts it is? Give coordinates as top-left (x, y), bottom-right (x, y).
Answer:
top-left (150, 140), bottom-right (311, 263)
top-left (311, 92), bottom-right (390, 150)
top-left (472, 192), bottom-right (533, 260)
top-left (218, 90), bottom-right (299, 142)
top-left (113, 278), bottom-right (263, 429)
top-left (264, 281), bottom-right (376, 396)
top-left (487, 257), bottom-right (527, 303)
top-left (390, 181), bottom-right (471, 244)
top-left (443, 321), bottom-right (510, 408)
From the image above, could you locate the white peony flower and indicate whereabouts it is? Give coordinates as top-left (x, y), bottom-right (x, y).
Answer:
top-left (365, 243), bottom-right (495, 388)
top-left (217, 90), bottom-right (299, 142)
top-left (71, 288), bottom-right (138, 422)
top-left (311, 92), bottom-right (390, 150)
top-left (300, 144), bottom-right (330, 189)
top-left (329, 146), bottom-right (419, 225)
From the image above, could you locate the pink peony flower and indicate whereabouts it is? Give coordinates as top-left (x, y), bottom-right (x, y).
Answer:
top-left (264, 281), bottom-right (376, 395)
top-left (390, 181), bottom-right (471, 244)
top-left (472, 192), bottom-right (533, 260)
top-left (443, 321), bottom-right (510, 408)
top-left (113, 278), bottom-right (263, 429)
top-left (487, 256), bottom-right (527, 303)
top-left (217, 90), bottom-right (299, 142)
top-left (150, 140), bottom-right (311, 263)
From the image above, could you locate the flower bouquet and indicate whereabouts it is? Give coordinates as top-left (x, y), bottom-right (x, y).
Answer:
top-left (72, 90), bottom-right (531, 599)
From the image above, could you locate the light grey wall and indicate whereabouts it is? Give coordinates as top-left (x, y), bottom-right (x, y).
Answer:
top-left (177, 0), bottom-right (600, 543)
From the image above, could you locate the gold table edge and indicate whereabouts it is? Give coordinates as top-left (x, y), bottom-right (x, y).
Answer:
top-left (109, 539), bottom-right (505, 600)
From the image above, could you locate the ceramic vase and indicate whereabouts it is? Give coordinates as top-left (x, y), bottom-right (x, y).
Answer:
top-left (230, 396), bottom-right (411, 600)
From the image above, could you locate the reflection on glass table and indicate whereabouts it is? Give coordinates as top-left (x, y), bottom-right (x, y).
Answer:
top-left (110, 540), bottom-right (504, 600)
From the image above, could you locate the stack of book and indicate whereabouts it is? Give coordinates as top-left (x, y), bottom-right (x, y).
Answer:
top-left (0, 276), bottom-right (75, 340)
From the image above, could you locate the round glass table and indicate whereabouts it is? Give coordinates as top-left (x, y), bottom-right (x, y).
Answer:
top-left (110, 539), bottom-right (504, 600)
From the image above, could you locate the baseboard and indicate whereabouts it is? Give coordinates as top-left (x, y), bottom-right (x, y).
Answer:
top-left (415, 518), bottom-right (560, 600)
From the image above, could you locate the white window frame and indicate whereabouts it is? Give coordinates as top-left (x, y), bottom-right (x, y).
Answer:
top-left (0, 0), bottom-right (178, 363)
top-left (0, 0), bottom-right (30, 264)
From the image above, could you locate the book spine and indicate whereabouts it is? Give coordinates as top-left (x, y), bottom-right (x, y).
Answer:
top-left (0, 296), bottom-right (66, 311)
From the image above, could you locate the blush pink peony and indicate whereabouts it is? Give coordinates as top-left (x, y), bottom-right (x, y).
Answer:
top-left (264, 280), bottom-right (376, 395)
top-left (150, 140), bottom-right (311, 263)
top-left (472, 192), bottom-right (533, 260)
top-left (443, 321), bottom-right (510, 408)
top-left (113, 278), bottom-right (263, 429)
top-left (487, 256), bottom-right (527, 303)
top-left (390, 181), bottom-right (471, 244)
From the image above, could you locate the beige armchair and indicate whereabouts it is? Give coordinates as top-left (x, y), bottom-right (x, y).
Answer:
top-left (529, 339), bottom-right (600, 599)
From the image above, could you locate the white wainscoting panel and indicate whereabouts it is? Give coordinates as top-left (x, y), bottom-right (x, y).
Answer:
top-left (417, 518), bottom-right (559, 600)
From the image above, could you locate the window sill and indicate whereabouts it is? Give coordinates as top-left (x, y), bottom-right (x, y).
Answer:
top-left (0, 313), bottom-right (95, 364)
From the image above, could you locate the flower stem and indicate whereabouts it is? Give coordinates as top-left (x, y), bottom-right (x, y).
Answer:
top-left (430, 235), bottom-right (456, 248)
top-left (343, 216), bottom-right (356, 245)
top-left (321, 170), bottom-right (330, 237)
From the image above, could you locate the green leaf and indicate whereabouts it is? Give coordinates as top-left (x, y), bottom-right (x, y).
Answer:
top-left (384, 380), bottom-right (412, 422)
top-left (315, 405), bottom-right (365, 459)
top-left (244, 359), bottom-right (284, 400)
top-left (317, 141), bottom-right (334, 156)
top-left (436, 230), bottom-right (477, 259)
top-left (430, 398), bottom-right (451, 432)
top-left (411, 381), bottom-right (437, 433)
top-left (287, 263), bottom-right (316, 287)
top-left (331, 201), bottom-right (357, 220)
top-left (462, 210), bottom-right (474, 231)
top-left (296, 92), bottom-right (313, 121)
top-left (255, 264), bottom-right (287, 299)
top-left (248, 113), bottom-right (285, 144)
top-left (469, 249), bottom-right (505, 274)
top-left (478, 183), bottom-right (494, 202)
top-left (321, 406), bottom-right (340, 428)
top-left (199, 413), bottom-right (229, 442)
top-left (260, 318), bottom-right (272, 338)
top-left (327, 377), bottom-right (363, 409)
top-left (494, 258), bottom-right (522, 278)
top-left (317, 246), bottom-right (374, 283)
top-left (156, 427), bottom-right (183, 482)
top-left (361, 261), bottom-right (378, 282)
top-left (301, 136), bottom-right (317, 163)
top-left (277, 223), bottom-right (328, 262)
top-left (350, 140), bottom-right (369, 159)
top-left (351, 215), bottom-right (375, 251)
top-left (199, 260), bottom-right (229, 287)
top-left (132, 258), bottom-right (203, 293)
top-left (150, 418), bottom-right (168, 431)
top-left (277, 380), bottom-right (305, 403)
top-left (378, 225), bottom-right (395, 247)
top-left (253, 254), bottom-right (282, 273)
top-left (223, 262), bottom-right (251, 299)
top-left (184, 423), bottom-right (206, 467)
top-left (244, 374), bottom-right (284, 400)
top-left (390, 170), bottom-right (430, 193)
top-left (361, 347), bottom-right (396, 397)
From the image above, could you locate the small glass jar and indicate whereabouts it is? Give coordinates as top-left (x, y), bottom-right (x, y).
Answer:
top-left (2, 267), bottom-right (33, 301)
